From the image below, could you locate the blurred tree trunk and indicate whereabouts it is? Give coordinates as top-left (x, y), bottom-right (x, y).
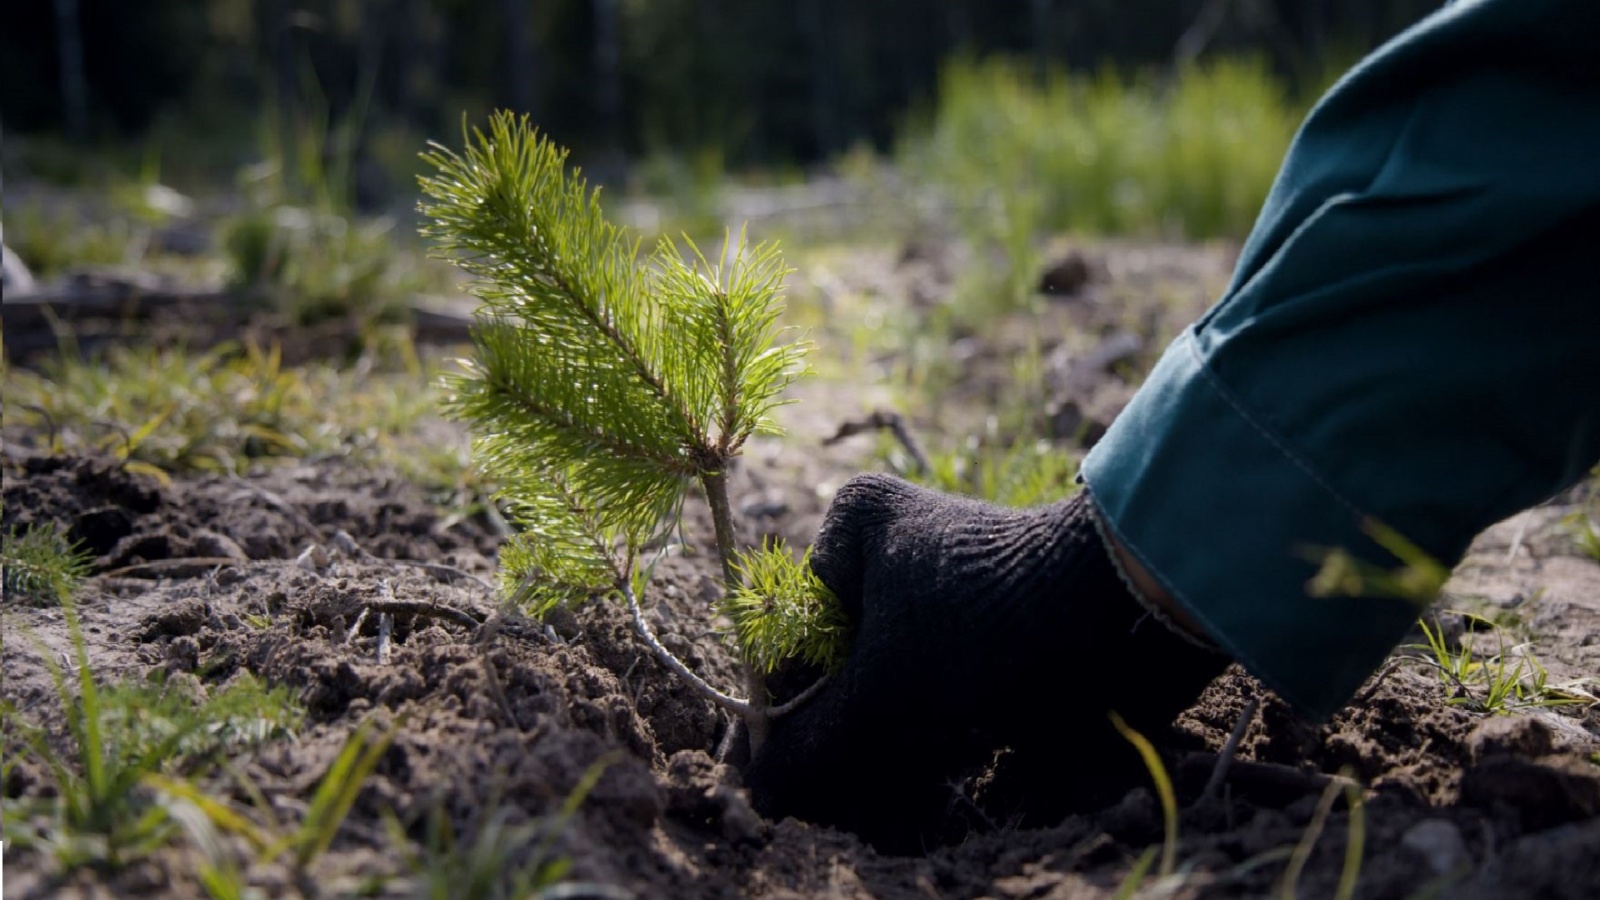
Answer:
top-left (592, 0), bottom-right (624, 181)
top-left (259, 0), bottom-right (296, 172)
top-left (1030, 0), bottom-right (1052, 83)
top-left (503, 0), bottom-right (537, 116)
top-left (53, 0), bottom-right (87, 137)
top-left (798, 0), bottom-right (839, 157)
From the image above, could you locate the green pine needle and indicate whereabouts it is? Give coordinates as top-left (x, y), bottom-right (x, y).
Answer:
top-left (720, 544), bottom-right (850, 674)
top-left (3, 524), bottom-right (93, 606)
top-left (420, 112), bottom-right (811, 614)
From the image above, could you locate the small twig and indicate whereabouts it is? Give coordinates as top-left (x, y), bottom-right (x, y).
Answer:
top-left (1353, 658), bottom-right (1409, 706)
top-left (1204, 693), bottom-right (1259, 802)
top-left (408, 562), bottom-right (496, 592)
top-left (98, 557), bottom-right (247, 579)
top-left (362, 598), bottom-right (485, 631)
top-left (622, 579), bottom-right (754, 719)
top-left (714, 713), bottom-right (742, 764)
top-left (766, 675), bottom-right (832, 718)
top-left (1506, 511), bottom-right (1532, 564)
top-left (345, 607), bottom-right (371, 643)
top-left (376, 612), bottom-right (394, 664)
top-left (823, 408), bottom-right (931, 475)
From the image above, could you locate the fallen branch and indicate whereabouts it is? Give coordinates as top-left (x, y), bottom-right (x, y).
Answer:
top-left (823, 408), bottom-right (931, 475)
top-left (1180, 755), bottom-right (1360, 809)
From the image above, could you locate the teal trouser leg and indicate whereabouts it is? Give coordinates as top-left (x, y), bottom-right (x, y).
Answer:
top-left (1081, 0), bottom-right (1600, 720)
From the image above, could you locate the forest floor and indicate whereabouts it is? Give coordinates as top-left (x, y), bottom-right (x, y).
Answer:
top-left (4, 233), bottom-right (1599, 899)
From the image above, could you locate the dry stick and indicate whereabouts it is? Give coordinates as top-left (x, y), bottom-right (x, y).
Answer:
top-left (98, 557), bottom-right (250, 579)
top-left (376, 612), bottom-right (394, 665)
top-left (362, 598), bottom-right (485, 631)
top-left (622, 579), bottom-right (755, 719)
top-left (345, 608), bottom-right (371, 644)
top-left (823, 409), bottom-right (931, 475)
top-left (714, 712), bottom-right (742, 764)
top-left (1505, 511), bottom-right (1532, 564)
top-left (1204, 693), bottom-right (1260, 802)
top-left (373, 581), bottom-right (398, 664)
top-left (1353, 658), bottom-right (1410, 706)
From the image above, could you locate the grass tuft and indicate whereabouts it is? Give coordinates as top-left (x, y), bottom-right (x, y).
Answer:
top-left (4, 341), bottom-right (448, 478)
top-left (914, 434), bottom-right (1080, 508)
top-left (4, 604), bottom-right (309, 875)
top-left (902, 56), bottom-right (1303, 242)
top-left (1405, 616), bottom-right (1587, 715)
top-left (2, 523), bottom-right (93, 606)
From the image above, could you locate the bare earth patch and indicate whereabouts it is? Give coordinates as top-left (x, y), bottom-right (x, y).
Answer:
top-left (4, 240), bottom-right (1597, 898)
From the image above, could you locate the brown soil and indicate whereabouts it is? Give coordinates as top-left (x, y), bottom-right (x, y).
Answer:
top-left (4, 239), bottom-right (1599, 899)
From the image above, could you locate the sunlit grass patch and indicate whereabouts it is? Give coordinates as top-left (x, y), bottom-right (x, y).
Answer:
top-left (912, 433), bottom-right (1080, 508)
top-left (2, 523), bottom-right (93, 606)
top-left (902, 55), bottom-right (1303, 242)
top-left (4, 200), bottom-right (143, 279)
top-left (4, 602), bottom-right (305, 874)
top-left (222, 204), bottom-right (421, 328)
top-left (1405, 616), bottom-right (1590, 715)
top-left (3, 341), bottom-right (458, 480)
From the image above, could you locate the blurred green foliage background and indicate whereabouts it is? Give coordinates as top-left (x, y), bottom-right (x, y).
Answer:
top-left (3, 0), bottom-right (1432, 201)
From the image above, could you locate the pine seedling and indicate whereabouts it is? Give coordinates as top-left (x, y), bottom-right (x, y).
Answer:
top-left (418, 113), bottom-right (848, 752)
top-left (3, 523), bottom-right (93, 606)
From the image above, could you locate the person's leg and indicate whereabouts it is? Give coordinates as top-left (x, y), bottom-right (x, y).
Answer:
top-left (1083, 0), bottom-right (1600, 720)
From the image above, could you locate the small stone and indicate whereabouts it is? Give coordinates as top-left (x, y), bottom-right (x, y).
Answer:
top-left (1401, 818), bottom-right (1470, 875)
top-left (1468, 715), bottom-right (1554, 761)
top-left (295, 543), bottom-right (330, 573)
top-left (192, 530), bottom-right (249, 562)
top-left (138, 600), bottom-right (210, 641)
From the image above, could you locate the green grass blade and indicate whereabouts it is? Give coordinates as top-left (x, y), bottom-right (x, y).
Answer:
top-left (1335, 778), bottom-right (1365, 900)
top-left (292, 716), bottom-right (399, 869)
top-left (1109, 710), bottom-right (1178, 879)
